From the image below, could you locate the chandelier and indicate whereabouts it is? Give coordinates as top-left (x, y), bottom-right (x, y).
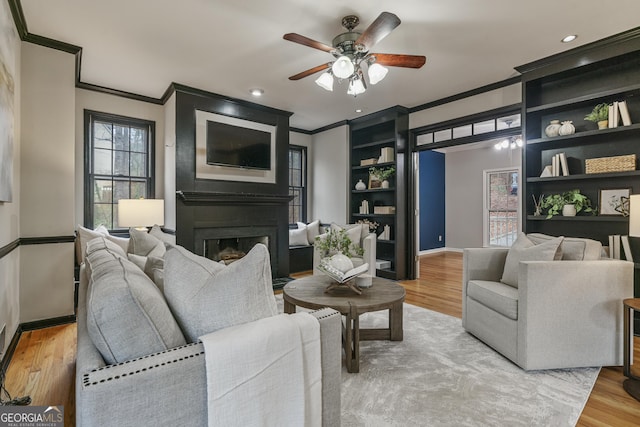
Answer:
top-left (494, 136), bottom-right (523, 150)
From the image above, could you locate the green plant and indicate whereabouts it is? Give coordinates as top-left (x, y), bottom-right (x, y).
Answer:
top-left (314, 229), bottom-right (364, 258)
top-left (369, 166), bottom-right (395, 181)
top-left (584, 103), bottom-right (609, 122)
top-left (539, 189), bottom-right (594, 219)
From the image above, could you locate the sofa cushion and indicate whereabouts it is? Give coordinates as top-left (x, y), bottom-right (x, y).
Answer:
top-left (527, 233), bottom-right (602, 260)
top-left (86, 244), bottom-right (186, 365)
top-left (467, 280), bottom-right (519, 320)
top-left (128, 227), bottom-right (166, 258)
top-left (163, 243), bottom-right (278, 342)
top-left (500, 233), bottom-right (563, 288)
top-left (289, 227), bottom-right (310, 246)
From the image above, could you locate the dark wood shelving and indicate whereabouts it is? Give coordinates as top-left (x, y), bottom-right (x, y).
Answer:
top-left (527, 215), bottom-right (628, 222)
top-left (526, 83), bottom-right (640, 113)
top-left (527, 170), bottom-right (640, 183)
top-left (527, 123), bottom-right (640, 146)
top-left (349, 107), bottom-right (409, 280)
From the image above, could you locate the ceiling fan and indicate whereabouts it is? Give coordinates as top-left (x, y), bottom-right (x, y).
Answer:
top-left (283, 12), bottom-right (426, 95)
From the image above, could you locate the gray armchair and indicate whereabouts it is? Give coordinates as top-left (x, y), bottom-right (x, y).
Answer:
top-left (462, 234), bottom-right (634, 371)
top-left (313, 223), bottom-right (377, 277)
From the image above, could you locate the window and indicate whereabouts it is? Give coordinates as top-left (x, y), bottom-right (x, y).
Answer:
top-left (85, 110), bottom-right (155, 230)
top-left (288, 145), bottom-right (307, 224)
top-left (483, 168), bottom-right (520, 247)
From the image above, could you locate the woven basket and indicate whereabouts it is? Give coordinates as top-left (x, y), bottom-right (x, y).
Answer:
top-left (585, 154), bottom-right (636, 174)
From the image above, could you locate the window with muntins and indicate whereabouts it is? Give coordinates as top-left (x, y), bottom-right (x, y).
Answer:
top-left (289, 145), bottom-right (306, 224)
top-left (85, 110), bottom-right (155, 230)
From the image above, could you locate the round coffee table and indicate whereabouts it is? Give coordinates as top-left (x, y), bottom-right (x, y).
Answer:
top-left (283, 275), bottom-right (405, 373)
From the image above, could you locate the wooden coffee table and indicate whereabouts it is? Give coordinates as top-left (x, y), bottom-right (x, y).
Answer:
top-left (283, 275), bottom-right (405, 373)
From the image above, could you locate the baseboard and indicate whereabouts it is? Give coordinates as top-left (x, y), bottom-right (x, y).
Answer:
top-left (419, 247), bottom-right (463, 256)
top-left (0, 326), bottom-right (22, 374)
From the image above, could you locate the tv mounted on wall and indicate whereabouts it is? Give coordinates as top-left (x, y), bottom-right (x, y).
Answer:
top-left (205, 120), bottom-right (271, 170)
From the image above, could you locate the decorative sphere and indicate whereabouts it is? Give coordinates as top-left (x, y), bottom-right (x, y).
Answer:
top-left (329, 253), bottom-right (354, 273)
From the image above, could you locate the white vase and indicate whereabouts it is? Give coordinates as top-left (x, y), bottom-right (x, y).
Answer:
top-left (381, 180), bottom-right (390, 189)
top-left (558, 121), bottom-right (575, 136)
top-left (355, 179), bottom-right (366, 190)
top-left (562, 204), bottom-right (577, 216)
top-left (545, 120), bottom-right (562, 137)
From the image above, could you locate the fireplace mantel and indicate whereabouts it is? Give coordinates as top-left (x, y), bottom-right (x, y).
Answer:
top-left (177, 191), bottom-right (293, 205)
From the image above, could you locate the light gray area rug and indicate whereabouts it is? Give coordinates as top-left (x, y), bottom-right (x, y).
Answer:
top-left (276, 296), bottom-right (599, 426)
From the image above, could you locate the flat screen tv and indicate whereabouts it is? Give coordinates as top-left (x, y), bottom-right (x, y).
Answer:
top-left (205, 120), bottom-right (271, 170)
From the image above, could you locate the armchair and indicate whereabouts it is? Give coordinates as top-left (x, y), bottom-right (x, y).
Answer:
top-left (313, 223), bottom-right (377, 277)
top-left (462, 233), bottom-right (634, 371)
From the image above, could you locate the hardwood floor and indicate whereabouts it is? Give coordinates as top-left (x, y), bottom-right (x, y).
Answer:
top-left (3, 251), bottom-right (640, 425)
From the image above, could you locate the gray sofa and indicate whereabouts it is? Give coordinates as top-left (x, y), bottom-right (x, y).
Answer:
top-left (462, 233), bottom-right (634, 371)
top-left (75, 236), bottom-right (342, 427)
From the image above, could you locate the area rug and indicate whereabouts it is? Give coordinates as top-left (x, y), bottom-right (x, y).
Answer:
top-left (276, 296), bottom-right (599, 426)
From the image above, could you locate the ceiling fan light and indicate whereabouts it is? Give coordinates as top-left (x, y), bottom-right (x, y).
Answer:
top-left (501, 139), bottom-right (509, 148)
top-left (332, 56), bottom-right (355, 79)
top-left (315, 71), bottom-right (334, 91)
top-left (347, 77), bottom-right (366, 96)
top-left (367, 62), bottom-right (388, 85)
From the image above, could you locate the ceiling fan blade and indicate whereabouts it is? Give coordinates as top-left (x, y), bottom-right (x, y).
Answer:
top-left (355, 12), bottom-right (401, 50)
top-left (370, 53), bottom-right (426, 68)
top-left (288, 63), bottom-right (331, 80)
top-left (283, 33), bottom-right (334, 53)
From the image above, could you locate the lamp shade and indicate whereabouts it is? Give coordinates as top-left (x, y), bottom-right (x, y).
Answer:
top-left (332, 56), bottom-right (355, 79)
top-left (347, 78), bottom-right (366, 96)
top-left (315, 71), bottom-right (334, 91)
top-left (118, 199), bottom-right (164, 228)
top-left (629, 195), bottom-right (640, 237)
top-left (367, 62), bottom-right (388, 85)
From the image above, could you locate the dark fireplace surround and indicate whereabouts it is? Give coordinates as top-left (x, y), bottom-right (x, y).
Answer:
top-left (173, 87), bottom-right (293, 278)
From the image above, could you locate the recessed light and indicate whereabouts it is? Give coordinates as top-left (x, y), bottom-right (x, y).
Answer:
top-left (561, 34), bottom-right (577, 43)
top-left (249, 88), bottom-right (264, 97)
top-left (355, 109), bottom-right (362, 113)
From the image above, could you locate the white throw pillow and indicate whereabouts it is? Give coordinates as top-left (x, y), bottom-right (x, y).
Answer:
top-left (163, 243), bottom-right (278, 342)
top-left (500, 233), bottom-right (564, 288)
top-left (128, 227), bottom-right (166, 258)
top-left (289, 227), bottom-right (310, 246)
top-left (77, 224), bottom-right (129, 264)
top-left (298, 220), bottom-right (320, 244)
top-left (149, 224), bottom-right (176, 245)
top-left (330, 223), bottom-right (362, 249)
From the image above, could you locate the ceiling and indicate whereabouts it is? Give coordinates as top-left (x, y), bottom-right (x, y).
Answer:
top-left (18, 0), bottom-right (640, 131)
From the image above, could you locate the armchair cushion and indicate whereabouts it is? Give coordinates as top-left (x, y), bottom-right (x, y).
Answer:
top-left (330, 223), bottom-right (365, 248)
top-left (500, 233), bottom-right (563, 287)
top-left (164, 243), bottom-right (278, 342)
top-left (527, 233), bottom-right (602, 260)
top-left (467, 280), bottom-right (518, 320)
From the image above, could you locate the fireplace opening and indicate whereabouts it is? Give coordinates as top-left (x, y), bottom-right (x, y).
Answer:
top-left (205, 236), bottom-right (269, 265)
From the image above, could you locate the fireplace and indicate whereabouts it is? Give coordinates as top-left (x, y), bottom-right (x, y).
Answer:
top-left (176, 191), bottom-right (291, 278)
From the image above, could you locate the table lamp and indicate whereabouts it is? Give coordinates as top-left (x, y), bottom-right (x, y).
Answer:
top-left (118, 198), bottom-right (164, 230)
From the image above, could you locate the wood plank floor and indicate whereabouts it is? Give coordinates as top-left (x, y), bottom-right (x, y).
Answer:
top-left (4, 251), bottom-right (640, 426)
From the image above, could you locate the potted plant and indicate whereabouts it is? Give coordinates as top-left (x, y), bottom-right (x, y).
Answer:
top-left (539, 189), bottom-right (594, 218)
top-left (584, 103), bottom-right (609, 129)
top-left (314, 228), bottom-right (364, 258)
top-left (369, 166), bottom-right (395, 188)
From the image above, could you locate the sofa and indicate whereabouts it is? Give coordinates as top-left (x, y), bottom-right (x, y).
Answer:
top-left (462, 232), bottom-right (634, 371)
top-left (75, 231), bottom-right (342, 427)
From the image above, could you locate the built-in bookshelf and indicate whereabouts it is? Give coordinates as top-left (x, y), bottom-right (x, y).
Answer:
top-left (349, 107), bottom-right (409, 279)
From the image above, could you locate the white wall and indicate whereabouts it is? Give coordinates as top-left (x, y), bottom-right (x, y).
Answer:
top-left (19, 42), bottom-right (75, 322)
top-left (163, 93), bottom-right (176, 229)
top-left (310, 125), bottom-right (349, 223)
top-left (445, 145), bottom-right (521, 249)
top-left (0, 0), bottom-right (21, 357)
top-left (410, 83), bottom-right (522, 129)
top-left (75, 88), bottom-right (166, 228)
top-left (290, 131), bottom-right (313, 221)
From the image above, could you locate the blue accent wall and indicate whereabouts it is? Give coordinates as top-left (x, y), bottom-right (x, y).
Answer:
top-left (419, 150), bottom-right (445, 250)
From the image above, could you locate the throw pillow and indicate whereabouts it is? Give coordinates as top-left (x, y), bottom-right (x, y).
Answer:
top-left (86, 244), bottom-right (186, 364)
top-left (149, 224), bottom-right (176, 245)
top-left (330, 223), bottom-right (362, 249)
top-left (527, 233), bottom-right (601, 260)
top-left (297, 220), bottom-right (320, 244)
top-left (163, 243), bottom-right (278, 342)
top-left (500, 233), bottom-right (564, 288)
top-left (77, 224), bottom-right (129, 264)
top-left (289, 227), bottom-right (309, 246)
top-left (128, 227), bottom-right (166, 258)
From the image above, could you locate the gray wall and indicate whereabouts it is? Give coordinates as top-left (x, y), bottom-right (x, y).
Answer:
top-left (445, 145), bottom-right (521, 249)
